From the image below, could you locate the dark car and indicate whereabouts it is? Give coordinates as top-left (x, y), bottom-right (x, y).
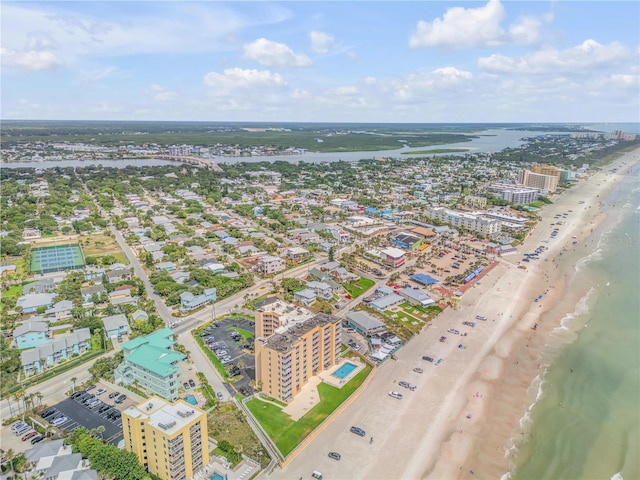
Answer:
top-left (31, 435), bottom-right (45, 444)
top-left (188, 379), bottom-right (196, 388)
top-left (422, 356), bottom-right (434, 362)
top-left (328, 452), bottom-right (341, 461)
top-left (115, 394), bottom-right (127, 404)
top-left (85, 384), bottom-right (96, 391)
top-left (350, 426), bottom-right (366, 436)
top-left (108, 391), bottom-right (120, 399)
top-left (183, 382), bottom-right (190, 389)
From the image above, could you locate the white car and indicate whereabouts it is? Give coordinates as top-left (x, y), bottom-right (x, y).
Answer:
top-left (95, 388), bottom-right (107, 395)
top-left (388, 391), bottom-right (403, 400)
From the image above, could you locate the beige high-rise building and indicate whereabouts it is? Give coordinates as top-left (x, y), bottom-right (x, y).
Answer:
top-left (255, 305), bottom-right (341, 403)
top-left (532, 163), bottom-right (562, 180)
top-left (122, 397), bottom-right (209, 480)
top-left (518, 169), bottom-right (558, 192)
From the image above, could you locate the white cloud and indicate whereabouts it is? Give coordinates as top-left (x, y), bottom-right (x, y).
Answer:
top-left (243, 38), bottom-right (311, 67)
top-left (409, 0), bottom-right (552, 49)
top-left (335, 86), bottom-right (359, 96)
top-left (1, 47), bottom-right (64, 70)
top-left (410, 0), bottom-right (506, 49)
top-left (146, 84), bottom-right (177, 101)
top-left (309, 31), bottom-right (335, 54)
top-left (389, 67), bottom-right (474, 101)
top-left (291, 88), bottom-right (311, 99)
top-left (478, 40), bottom-right (633, 74)
top-left (364, 77), bottom-right (377, 85)
top-left (203, 67), bottom-right (286, 92)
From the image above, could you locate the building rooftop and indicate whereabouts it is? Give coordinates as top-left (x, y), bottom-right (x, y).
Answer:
top-left (125, 397), bottom-right (205, 436)
top-left (259, 313), bottom-right (340, 354)
top-left (258, 299), bottom-right (315, 333)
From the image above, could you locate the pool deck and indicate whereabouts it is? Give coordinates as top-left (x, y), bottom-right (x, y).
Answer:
top-left (281, 358), bottom-right (366, 421)
top-left (190, 443), bottom-right (260, 480)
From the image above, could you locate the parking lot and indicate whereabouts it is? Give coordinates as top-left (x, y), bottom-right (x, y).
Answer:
top-left (202, 316), bottom-right (256, 396)
top-left (37, 382), bottom-right (137, 445)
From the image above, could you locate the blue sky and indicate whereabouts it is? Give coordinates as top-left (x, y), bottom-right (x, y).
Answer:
top-left (2, 1), bottom-right (639, 122)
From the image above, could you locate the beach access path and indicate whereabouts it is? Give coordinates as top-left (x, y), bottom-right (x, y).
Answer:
top-left (266, 147), bottom-right (640, 480)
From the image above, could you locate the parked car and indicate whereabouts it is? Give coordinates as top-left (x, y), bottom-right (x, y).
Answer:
top-left (14, 424), bottom-right (31, 435)
top-left (31, 435), bottom-right (45, 444)
top-left (108, 391), bottom-right (120, 399)
top-left (85, 384), bottom-right (96, 391)
top-left (328, 452), bottom-right (341, 461)
top-left (350, 426), bottom-right (366, 436)
top-left (115, 394), bottom-right (127, 404)
top-left (188, 379), bottom-right (196, 387)
top-left (388, 391), bottom-right (403, 400)
top-left (22, 431), bottom-right (38, 441)
top-left (95, 388), bottom-right (107, 395)
top-left (413, 367), bottom-right (424, 373)
top-left (183, 382), bottom-right (190, 389)
top-left (422, 356), bottom-right (434, 362)
top-left (447, 328), bottom-right (460, 335)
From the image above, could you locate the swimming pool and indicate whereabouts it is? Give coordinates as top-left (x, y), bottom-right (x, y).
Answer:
top-left (209, 473), bottom-right (224, 480)
top-left (184, 394), bottom-right (197, 405)
top-left (332, 362), bottom-right (357, 379)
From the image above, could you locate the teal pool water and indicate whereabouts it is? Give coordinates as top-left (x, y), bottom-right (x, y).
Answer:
top-left (184, 394), bottom-right (197, 405)
top-left (209, 473), bottom-right (224, 480)
top-left (332, 362), bottom-right (357, 379)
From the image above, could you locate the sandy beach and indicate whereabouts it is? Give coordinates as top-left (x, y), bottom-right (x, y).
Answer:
top-left (269, 148), bottom-right (640, 480)
top-left (423, 147), bottom-right (640, 480)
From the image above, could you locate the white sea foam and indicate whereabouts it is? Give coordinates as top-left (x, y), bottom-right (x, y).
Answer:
top-left (610, 472), bottom-right (624, 480)
top-left (555, 287), bottom-right (595, 333)
top-left (575, 248), bottom-right (603, 272)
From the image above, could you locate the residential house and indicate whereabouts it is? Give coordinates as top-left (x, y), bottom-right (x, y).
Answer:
top-left (80, 284), bottom-right (107, 305)
top-left (25, 440), bottom-right (98, 480)
top-left (83, 265), bottom-right (105, 281)
top-left (256, 255), bottom-right (285, 275)
top-left (22, 228), bottom-right (41, 240)
top-left (20, 328), bottom-right (91, 376)
top-left (286, 246), bottom-right (310, 260)
top-left (306, 281), bottom-right (334, 301)
top-left (156, 261), bottom-right (176, 272)
top-left (105, 269), bottom-right (132, 284)
top-left (16, 293), bottom-right (56, 314)
top-left (293, 289), bottom-right (317, 307)
top-left (45, 300), bottom-right (74, 321)
top-left (14, 319), bottom-right (49, 348)
top-left (179, 288), bottom-right (217, 311)
top-left (131, 310), bottom-right (149, 322)
top-left (23, 278), bottom-right (58, 295)
top-left (114, 328), bottom-right (186, 401)
top-left (332, 267), bottom-right (359, 283)
top-left (102, 314), bottom-right (130, 338)
top-left (169, 270), bottom-right (190, 283)
top-left (0, 263), bottom-right (16, 275)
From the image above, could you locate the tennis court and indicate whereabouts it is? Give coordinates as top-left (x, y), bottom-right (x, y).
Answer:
top-left (30, 244), bottom-right (85, 274)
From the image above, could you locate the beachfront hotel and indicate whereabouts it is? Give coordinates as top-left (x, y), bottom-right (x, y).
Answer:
top-left (254, 301), bottom-right (342, 403)
top-left (122, 397), bottom-right (209, 480)
top-left (518, 169), bottom-right (559, 192)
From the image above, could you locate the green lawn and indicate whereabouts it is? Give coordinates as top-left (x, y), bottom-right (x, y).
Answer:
top-left (342, 277), bottom-right (375, 298)
top-left (246, 364), bottom-right (372, 456)
top-left (229, 327), bottom-right (253, 340)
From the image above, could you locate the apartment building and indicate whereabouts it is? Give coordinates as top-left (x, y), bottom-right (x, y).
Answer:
top-left (532, 163), bottom-right (562, 180)
top-left (256, 255), bottom-right (285, 275)
top-left (489, 183), bottom-right (540, 204)
top-left (255, 309), bottom-right (341, 403)
top-left (115, 328), bottom-right (186, 401)
top-left (518, 169), bottom-right (558, 193)
top-left (425, 207), bottom-right (501, 236)
top-left (122, 397), bottom-right (209, 480)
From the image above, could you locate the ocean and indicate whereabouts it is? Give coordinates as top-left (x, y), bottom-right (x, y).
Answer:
top-left (508, 161), bottom-right (640, 479)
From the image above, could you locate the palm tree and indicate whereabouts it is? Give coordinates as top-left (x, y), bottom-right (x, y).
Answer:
top-left (13, 389), bottom-right (24, 418)
top-left (4, 448), bottom-right (15, 478)
top-left (71, 377), bottom-right (77, 393)
top-left (94, 425), bottom-right (105, 439)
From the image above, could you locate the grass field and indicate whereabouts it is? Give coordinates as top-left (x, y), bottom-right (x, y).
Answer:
top-left (246, 364), bottom-right (372, 456)
top-left (206, 402), bottom-right (271, 468)
top-left (81, 234), bottom-right (127, 263)
top-left (342, 277), bottom-right (375, 298)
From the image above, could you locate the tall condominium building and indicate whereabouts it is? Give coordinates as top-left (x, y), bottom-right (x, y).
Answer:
top-left (255, 306), bottom-right (341, 403)
top-left (488, 183), bottom-right (540, 204)
top-left (518, 169), bottom-right (559, 193)
top-left (122, 397), bottom-right (209, 480)
top-left (532, 163), bottom-right (562, 180)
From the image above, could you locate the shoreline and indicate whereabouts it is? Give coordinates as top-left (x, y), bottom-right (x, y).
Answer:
top-left (423, 147), bottom-right (640, 480)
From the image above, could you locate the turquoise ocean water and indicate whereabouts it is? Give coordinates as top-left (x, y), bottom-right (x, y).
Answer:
top-left (510, 162), bottom-right (640, 480)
